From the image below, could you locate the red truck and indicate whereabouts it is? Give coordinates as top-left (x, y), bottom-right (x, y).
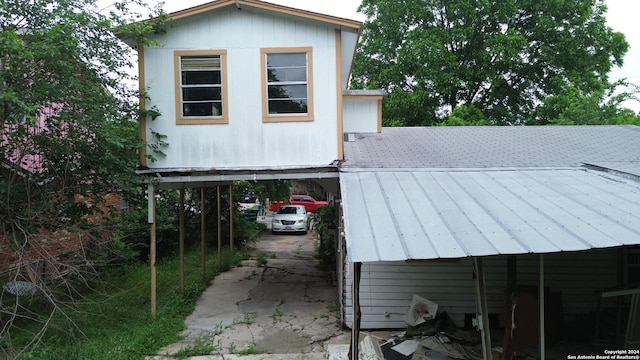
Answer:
top-left (269, 194), bottom-right (328, 213)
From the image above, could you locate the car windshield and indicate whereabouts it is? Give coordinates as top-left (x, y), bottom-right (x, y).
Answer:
top-left (278, 207), bottom-right (301, 215)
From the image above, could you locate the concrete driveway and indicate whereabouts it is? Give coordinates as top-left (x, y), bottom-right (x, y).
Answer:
top-left (149, 224), bottom-right (350, 359)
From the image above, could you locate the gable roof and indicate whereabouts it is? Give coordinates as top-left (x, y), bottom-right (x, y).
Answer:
top-left (166, 0), bottom-right (362, 30)
top-left (340, 125), bottom-right (640, 262)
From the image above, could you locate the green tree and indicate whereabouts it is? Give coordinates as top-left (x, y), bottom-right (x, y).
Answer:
top-left (536, 82), bottom-right (640, 125)
top-left (352, 0), bottom-right (629, 125)
top-left (234, 180), bottom-right (291, 205)
top-left (0, 0), bottom-right (168, 231)
top-left (0, 0), bottom-right (166, 355)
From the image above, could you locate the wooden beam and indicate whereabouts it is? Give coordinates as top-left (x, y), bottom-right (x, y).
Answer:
top-left (217, 186), bottom-right (222, 263)
top-left (229, 184), bottom-right (234, 253)
top-left (503, 256), bottom-right (517, 360)
top-left (179, 189), bottom-right (185, 292)
top-left (539, 255), bottom-right (545, 360)
top-left (149, 184), bottom-right (157, 319)
top-left (474, 257), bottom-right (492, 360)
top-left (349, 262), bottom-right (362, 360)
top-left (201, 188), bottom-right (206, 282)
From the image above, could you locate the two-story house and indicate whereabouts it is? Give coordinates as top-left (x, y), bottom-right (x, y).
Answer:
top-left (121, 0), bottom-right (384, 331)
top-left (126, 1), bottom-right (640, 358)
top-left (128, 0), bottom-right (382, 184)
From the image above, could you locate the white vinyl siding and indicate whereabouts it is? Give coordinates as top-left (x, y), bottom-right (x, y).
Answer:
top-left (143, 7), bottom-right (345, 168)
top-left (343, 97), bottom-right (380, 133)
top-left (343, 249), bottom-right (619, 329)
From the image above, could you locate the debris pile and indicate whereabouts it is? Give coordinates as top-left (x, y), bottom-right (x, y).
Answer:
top-left (355, 296), bottom-right (486, 360)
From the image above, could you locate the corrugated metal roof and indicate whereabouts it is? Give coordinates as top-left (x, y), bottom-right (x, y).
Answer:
top-left (340, 169), bottom-right (640, 262)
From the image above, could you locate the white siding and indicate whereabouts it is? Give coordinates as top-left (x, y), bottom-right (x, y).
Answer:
top-left (142, 8), bottom-right (340, 169)
top-left (343, 99), bottom-right (379, 133)
top-left (344, 249), bottom-right (618, 329)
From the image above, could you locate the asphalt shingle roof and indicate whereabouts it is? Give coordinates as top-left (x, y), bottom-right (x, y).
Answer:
top-left (342, 125), bottom-right (640, 174)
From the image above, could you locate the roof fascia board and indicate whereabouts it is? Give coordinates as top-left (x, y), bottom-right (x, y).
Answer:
top-left (153, 171), bottom-right (339, 190)
top-left (168, 0), bottom-right (362, 30)
top-left (338, 167), bottom-right (581, 173)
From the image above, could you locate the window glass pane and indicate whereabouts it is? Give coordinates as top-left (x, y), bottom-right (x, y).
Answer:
top-left (182, 71), bottom-right (221, 85)
top-left (183, 102), bottom-right (223, 117)
top-left (268, 84), bottom-right (307, 99)
top-left (267, 53), bottom-right (306, 68)
top-left (268, 99), bottom-right (308, 114)
top-left (268, 68), bottom-right (306, 82)
top-left (183, 87), bottom-right (221, 101)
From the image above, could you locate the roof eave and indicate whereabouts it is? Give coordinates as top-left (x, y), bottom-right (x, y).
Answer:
top-left (168, 0), bottom-right (362, 30)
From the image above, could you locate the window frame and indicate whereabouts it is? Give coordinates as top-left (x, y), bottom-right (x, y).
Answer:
top-left (260, 47), bottom-right (314, 123)
top-left (174, 49), bottom-right (229, 125)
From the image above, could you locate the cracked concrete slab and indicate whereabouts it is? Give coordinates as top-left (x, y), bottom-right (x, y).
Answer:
top-left (148, 227), bottom-right (350, 360)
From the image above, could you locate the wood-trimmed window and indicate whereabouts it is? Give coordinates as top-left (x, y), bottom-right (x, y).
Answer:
top-left (261, 47), bottom-right (314, 122)
top-left (174, 50), bottom-right (228, 125)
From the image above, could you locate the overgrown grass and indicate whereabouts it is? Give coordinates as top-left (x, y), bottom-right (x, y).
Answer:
top-left (5, 246), bottom-right (249, 360)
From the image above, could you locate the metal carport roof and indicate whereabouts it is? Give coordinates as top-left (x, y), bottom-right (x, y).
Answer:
top-left (340, 168), bottom-right (640, 262)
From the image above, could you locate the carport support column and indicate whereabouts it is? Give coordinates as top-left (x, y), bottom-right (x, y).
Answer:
top-left (201, 188), bottom-right (206, 281)
top-left (179, 189), bottom-right (185, 292)
top-left (350, 261), bottom-right (362, 360)
top-left (148, 184), bottom-right (157, 319)
top-left (217, 186), bottom-right (222, 263)
top-left (474, 257), bottom-right (492, 360)
top-left (539, 254), bottom-right (545, 360)
top-left (229, 184), bottom-right (234, 252)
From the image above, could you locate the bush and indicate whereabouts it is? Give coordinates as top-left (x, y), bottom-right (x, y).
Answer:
top-left (313, 204), bottom-right (337, 269)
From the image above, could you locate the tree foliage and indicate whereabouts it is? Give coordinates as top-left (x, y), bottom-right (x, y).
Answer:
top-left (0, 0), bottom-right (167, 356)
top-left (352, 0), bottom-right (631, 125)
top-left (0, 0), bottom-right (167, 232)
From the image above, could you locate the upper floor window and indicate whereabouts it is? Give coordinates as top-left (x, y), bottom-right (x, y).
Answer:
top-left (261, 47), bottom-right (314, 122)
top-left (174, 50), bottom-right (228, 125)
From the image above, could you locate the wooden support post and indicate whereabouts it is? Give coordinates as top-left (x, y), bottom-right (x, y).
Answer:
top-left (503, 256), bottom-right (517, 360)
top-left (201, 188), bottom-right (206, 282)
top-left (148, 184), bottom-right (157, 319)
top-left (229, 184), bottom-right (234, 253)
top-left (217, 186), bottom-right (222, 263)
top-left (349, 262), bottom-right (362, 360)
top-left (179, 189), bottom-right (185, 292)
top-left (539, 255), bottom-right (545, 360)
top-left (474, 257), bottom-right (492, 360)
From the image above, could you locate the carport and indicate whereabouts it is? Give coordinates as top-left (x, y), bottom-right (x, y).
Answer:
top-left (138, 165), bottom-right (340, 318)
top-left (341, 167), bottom-right (640, 360)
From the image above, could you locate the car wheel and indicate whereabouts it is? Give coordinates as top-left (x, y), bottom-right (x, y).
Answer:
top-left (272, 230), bottom-right (277, 235)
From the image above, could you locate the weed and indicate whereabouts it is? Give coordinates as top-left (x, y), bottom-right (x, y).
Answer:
top-left (235, 343), bottom-right (260, 355)
top-left (213, 321), bottom-right (225, 335)
top-left (231, 312), bottom-right (256, 326)
top-left (256, 252), bottom-right (268, 267)
top-left (271, 308), bottom-right (283, 323)
top-left (243, 312), bottom-right (256, 325)
top-left (171, 337), bottom-right (219, 358)
top-left (327, 300), bottom-right (340, 317)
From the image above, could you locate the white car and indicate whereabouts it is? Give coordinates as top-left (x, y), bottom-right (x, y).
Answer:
top-left (271, 205), bottom-right (308, 234)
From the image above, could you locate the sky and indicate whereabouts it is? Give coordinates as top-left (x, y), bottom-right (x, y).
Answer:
top-left (143, 0), bottom-right (640, 112)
